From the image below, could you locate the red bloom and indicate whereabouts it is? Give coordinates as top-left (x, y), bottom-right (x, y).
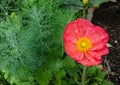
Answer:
top-left (63, 18), bottom-right (109, 66)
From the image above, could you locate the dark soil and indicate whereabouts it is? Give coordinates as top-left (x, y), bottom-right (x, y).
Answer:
top-left (92, 1), bottom-right (120, 85)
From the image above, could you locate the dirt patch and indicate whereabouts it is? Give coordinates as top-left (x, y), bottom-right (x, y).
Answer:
top-left (92, 1), bottom-right (120, 85)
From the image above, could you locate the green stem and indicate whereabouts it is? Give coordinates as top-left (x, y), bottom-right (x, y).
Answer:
top-left (82, 66), bottom-right (87, 85)
top-left (82, 6), bottom-right (88, 19)
top-left (82, 9), bottom-right (86, 18)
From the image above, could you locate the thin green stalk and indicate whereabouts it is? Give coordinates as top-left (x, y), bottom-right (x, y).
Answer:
top-left (82, 9), bottom-right (87, 18)
top-left (82, 66), bottom-right (87, 85)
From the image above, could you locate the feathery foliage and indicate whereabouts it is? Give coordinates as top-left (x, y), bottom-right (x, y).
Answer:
top-left (0, 0), bottom-right (76, 84)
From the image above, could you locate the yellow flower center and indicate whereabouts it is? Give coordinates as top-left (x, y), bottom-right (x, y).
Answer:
top-left (76, 37), bottom-right (92, 52)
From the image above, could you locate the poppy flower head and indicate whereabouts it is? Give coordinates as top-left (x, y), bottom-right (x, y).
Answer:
top-left (63, 18), bottom-right (109, 66)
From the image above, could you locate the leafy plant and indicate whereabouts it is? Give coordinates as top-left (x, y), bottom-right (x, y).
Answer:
top-left (86, 65), bottom-right (113, 85)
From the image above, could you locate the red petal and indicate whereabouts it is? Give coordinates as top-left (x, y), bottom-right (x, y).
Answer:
top-left (88, 26), bottom-right (109, 45)
top-left (85, 52), bottom-right (96, 62)
top-left (75, 18), bottom-right (93, 37)
top-left (63, 22), bottom-right (78, 44)
top-left (63, 18), bottom-right (95, 44)
top-left (94, 46), bottom-right (109, 55)
top-left (76, 52), bottom-right (102, 66)
top-left (78, 57), bottom-right (102, 66)
top-left (91, 38), bottom-right (108, 50)
top-left (78, 58), bottom-right (91, 66)
top-left (88, 46), bottom-right (109, 60)
top-left (77, 46), bottom-right (108, 66)
top-left (74, 53), bottom-right (84, 61)
top-left (64, 43), bottom-right (84, 60)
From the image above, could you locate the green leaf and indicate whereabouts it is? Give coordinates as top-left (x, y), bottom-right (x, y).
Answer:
top-left (102, 80), bottom-right (114, 85)
top-left (91, 83), bottom-right (98, 85)
top-left (56, 69), bottom-right (66, 79)
top-left (60, 0), bottom-right (83, 12)
top-left (87, 66), bottom-right (96, 75)
top-left (94, 71), bottom-right (106, 82)
top-left (49, 59), bottom-right (63, 72)
top-left (0, 43), bottom-right (8, 50)
top-left (54, 69), bottom-right (66, 85)
top-left (22, 0), bottom-right (35, 6)
top-left (89, 0), bottom-right (109, 7)
top-left (63, 56), bottom-right (75, 68)
top-left (35, 69), bottom-right (52, 85)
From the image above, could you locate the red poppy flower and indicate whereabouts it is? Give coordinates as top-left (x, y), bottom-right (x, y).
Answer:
top-left (63, 18), bottom-right (109, 66)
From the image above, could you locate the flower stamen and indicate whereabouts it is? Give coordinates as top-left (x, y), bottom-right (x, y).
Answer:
top-left (76, 37), bottom-right (92, 52)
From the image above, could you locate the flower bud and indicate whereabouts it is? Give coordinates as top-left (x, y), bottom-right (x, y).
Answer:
top-left (83, 0), bottom-right (88, 5)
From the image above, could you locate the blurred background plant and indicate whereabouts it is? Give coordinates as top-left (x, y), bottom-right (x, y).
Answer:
top-left (0, 0), bottom-right (113, 85)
